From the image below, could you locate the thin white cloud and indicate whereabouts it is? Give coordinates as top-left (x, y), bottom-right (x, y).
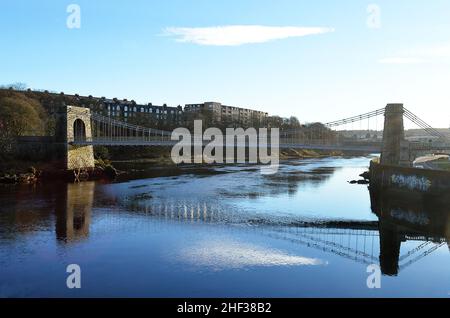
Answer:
top-left (378, 57), bottom-right (425, 64)
top-left (407, 44), bottom-right (450, 58)
top-left (379, 44), bottom-right (450, 64)
top-left (163, 25), bottom-right (335, 46)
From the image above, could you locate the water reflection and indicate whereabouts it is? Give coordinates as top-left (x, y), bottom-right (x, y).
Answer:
top-left (0, 183), bottom-right (94, 246)
top-left (55, 182), bottom-right (94, 243)
top-left (178, 239), bottom-right (324, 271)
top-left (119, 186), bottom-right (449, 276)
top-left (0, 158), bottom-right (449, 297)
top-left (370, 187), bottom-right (450, 276)
top-left (254, 165), bottom-right (337, 198)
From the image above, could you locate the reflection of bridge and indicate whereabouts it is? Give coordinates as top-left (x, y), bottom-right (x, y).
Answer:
top-left (6, 179), bottom-right (446, 276)
top-left (118, 188), bottom-right (449, 276)
top-left (58, 103), bottom-right (450, 170)
top-left (263, 225), bottom-right (447, 274)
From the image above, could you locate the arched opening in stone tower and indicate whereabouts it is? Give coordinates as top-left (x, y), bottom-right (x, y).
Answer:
top-left (73, 119), bottom-right (86, 142)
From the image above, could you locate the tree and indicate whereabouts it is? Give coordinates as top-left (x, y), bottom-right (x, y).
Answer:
top-left (0, 93), bottom-right (48, 156)
top-left (68, 151), bottom-right (92, 182)
top-left (0, 82), bottom-right (27, 91)
top-left (288, 116), bottom-right (301, 128)
top-left (267, 116), bottom-right (284, 128)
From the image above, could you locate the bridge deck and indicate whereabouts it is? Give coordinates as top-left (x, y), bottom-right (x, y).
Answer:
top-left (72, 139), bottom-right (383, 153)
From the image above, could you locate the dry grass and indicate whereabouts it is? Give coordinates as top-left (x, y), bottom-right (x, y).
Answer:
top-left (433, 158), bottom-right (450, 171)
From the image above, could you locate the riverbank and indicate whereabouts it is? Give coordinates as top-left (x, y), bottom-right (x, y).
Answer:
top-left (414, 155), bottom-right (450, 171)
top-left (110, 147), bottom-right (346, 166)
top-left (0, 158), bottom-right (118, 185)
top-left (0, 147), bottom-right (361, 184)
top-left (280, 148), bottom-right (344, 159)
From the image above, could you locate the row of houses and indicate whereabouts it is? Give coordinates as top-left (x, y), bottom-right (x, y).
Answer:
top-left (97, 98), bottom-right (184, 124)
top-left (20, 89), bottom-right (268, 128)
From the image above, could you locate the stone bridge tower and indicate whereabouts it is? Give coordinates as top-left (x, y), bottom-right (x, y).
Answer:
top-left (54, 106), bottom-right (95, 170)
top-left (380, 104), bottom-right (411, 166)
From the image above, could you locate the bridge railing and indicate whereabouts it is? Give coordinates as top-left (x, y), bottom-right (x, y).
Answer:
top-left (70, 134), bottom-right (383, 152)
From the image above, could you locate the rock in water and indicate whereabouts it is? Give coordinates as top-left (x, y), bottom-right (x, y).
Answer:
top-left (359, 171), bottom-right (371, 180)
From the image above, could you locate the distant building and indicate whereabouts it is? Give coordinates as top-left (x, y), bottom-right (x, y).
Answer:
top-left (100, 98), bottom-right (183, 125)
top-left (185, 102), bottom-right (222, 123)
top-left (184, 102), bottom-right (268, 127)
top-left (19, 90), bottom-right (184, 126)
top-left (3, 88), bottom-right (271, 129)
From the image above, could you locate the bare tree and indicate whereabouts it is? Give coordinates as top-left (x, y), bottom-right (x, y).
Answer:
top-left (68, 149), bottom-right (92, 183)
top-left (0, 82), bottom-right (28, 91)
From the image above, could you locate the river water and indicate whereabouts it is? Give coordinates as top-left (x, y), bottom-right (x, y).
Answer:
top-left (0, 156), bottom-right (449, 297)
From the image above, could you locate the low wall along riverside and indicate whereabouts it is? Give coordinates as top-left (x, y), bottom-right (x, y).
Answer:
top-left (370, 161), bottom-right (450, 195)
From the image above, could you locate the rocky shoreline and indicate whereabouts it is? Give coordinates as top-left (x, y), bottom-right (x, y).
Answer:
top-left (0, 167), bottom-right (40, 184)
top-left (0, 160), bottom-right (119, 185)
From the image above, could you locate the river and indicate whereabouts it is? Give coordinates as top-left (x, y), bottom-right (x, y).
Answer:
top-left (0, 156), bottom-right (449, 297)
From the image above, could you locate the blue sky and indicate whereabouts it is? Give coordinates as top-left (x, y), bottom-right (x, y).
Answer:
top-left (1, 0), bottom-right (450, 128)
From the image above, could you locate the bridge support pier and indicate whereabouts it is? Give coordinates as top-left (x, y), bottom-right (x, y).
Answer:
top-left (380, 104), bottom-right (411, 166)
top-left (55, 106), bottom-right (95, 171)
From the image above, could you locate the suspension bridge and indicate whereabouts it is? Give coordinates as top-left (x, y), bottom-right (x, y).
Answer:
top-left (69, 108), bottom-right (384, 152)
top-left (58, 103), bottom-right (450, 170)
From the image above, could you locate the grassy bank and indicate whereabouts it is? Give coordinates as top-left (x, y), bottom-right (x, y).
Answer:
top-left (280, 148), bottom-right (344, 160)
top-left (432, 158), bottom-right (450, 171)
top-left (108, 147), bottom-right (346, 166)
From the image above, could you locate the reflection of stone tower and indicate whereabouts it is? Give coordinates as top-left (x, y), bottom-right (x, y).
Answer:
top-left (56, 182), bottom-right (94, 243)
top-left (380, 104), bottom-right (411, 166)
top-left (371, 188), bottom-right (402, 276)
top-left (370, 184), bottom-right (450, 276)
top-left (54, 106), bottom-right (95, 170)
top-left (378, 221), bottom-right (401, 276)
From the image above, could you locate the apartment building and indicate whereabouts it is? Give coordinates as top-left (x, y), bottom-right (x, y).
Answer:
top-left (185, 102), bottom-right (268, 127)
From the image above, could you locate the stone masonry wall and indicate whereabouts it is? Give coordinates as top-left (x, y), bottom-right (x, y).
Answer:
top-left (66, 106), bottom-right (95, 170)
